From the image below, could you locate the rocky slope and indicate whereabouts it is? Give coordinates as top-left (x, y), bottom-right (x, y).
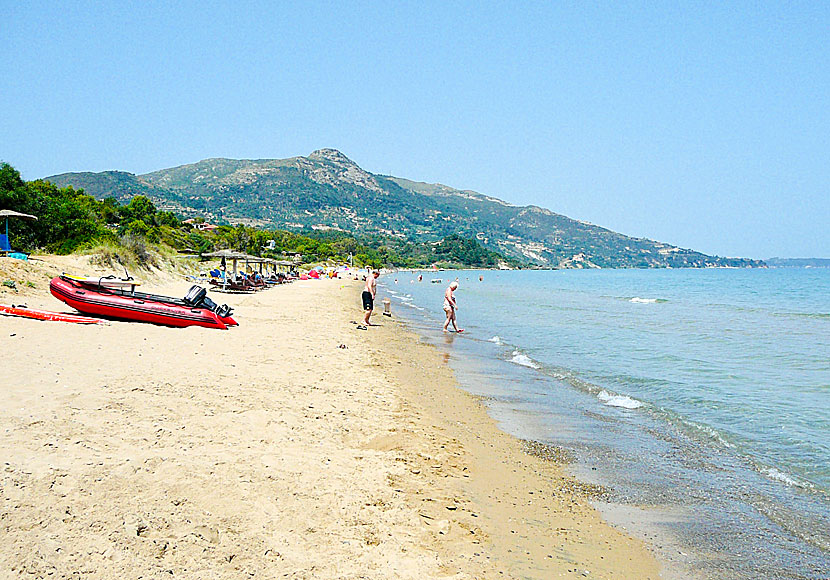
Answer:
top-left (46, 149), bottom-right (763, 268)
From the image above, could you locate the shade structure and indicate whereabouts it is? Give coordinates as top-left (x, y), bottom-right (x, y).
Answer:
top-left (0, 210), bottom-right (38, 220)
top-left (201, 249), bottom-right (248, 259)
top-left (1, 209), bottom-right (38, 241)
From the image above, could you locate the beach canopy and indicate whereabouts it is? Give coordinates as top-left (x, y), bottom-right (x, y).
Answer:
top-left (202, 249), bottom-right (248, 259)
top-left (1, 209), bottom-right (38, 241)
top-left (202, 250), bottom-right (278, 264)
top-left (0, 210), bottom-right (38, 220)
top-left (241, 254), bottom-right (272, 264)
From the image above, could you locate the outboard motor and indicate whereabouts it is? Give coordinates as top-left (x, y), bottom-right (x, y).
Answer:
top-left (211, 301), bottom-right (233, 319)
top-left (183, 285), bottom-right (207, 306)
top-left (182, 285), bottom-right (234, 318)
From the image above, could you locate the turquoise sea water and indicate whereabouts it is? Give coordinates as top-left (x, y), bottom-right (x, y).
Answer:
top-left (380, 268), bottom-right (829, 579)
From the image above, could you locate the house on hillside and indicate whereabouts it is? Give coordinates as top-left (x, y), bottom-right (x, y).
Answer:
top-left (184, 218), bottom-right (220, 232)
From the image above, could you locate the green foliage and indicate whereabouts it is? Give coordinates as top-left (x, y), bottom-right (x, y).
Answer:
top-left (1, 161), bottom-right (511, 269)
top-left (124, 219), bottom-right (150, 238)
top-left (119, 195), bottom-right (156, 224)
top-left (83, 235), bottom-right (168, 271)
top-left (432, 234), bottom-right (500, 267)
top-left (42, 154), bottom-right (767, 269)
top-left (196, 223), bottom-right (508, 270)
top-left (0, 163), bottom-right (182, 255)
top-left (42, 152), bottom-right (767, 269)
top-left (0, 164), bottom-right (110, 253)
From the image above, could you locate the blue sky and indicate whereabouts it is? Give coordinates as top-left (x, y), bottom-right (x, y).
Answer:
top-left (4, 1), bottom-right (828, 258)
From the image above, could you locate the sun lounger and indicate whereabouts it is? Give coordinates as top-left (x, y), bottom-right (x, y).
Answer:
top-left (0, 234), bottom-right (27, 259)
top-left (209, 278), bottom-right (256, 293)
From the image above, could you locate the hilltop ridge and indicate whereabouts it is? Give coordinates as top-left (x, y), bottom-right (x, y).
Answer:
top-left (45, 150), bottom-right (763, 269)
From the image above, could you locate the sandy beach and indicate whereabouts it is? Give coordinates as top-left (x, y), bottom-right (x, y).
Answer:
top-left (0, 256), bottom-right (660, 579)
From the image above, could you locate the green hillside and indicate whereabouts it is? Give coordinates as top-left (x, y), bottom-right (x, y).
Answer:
top-left (46, 149), bottom-right (764, 269)
top-left (1, 162), bottom-right (511, 270)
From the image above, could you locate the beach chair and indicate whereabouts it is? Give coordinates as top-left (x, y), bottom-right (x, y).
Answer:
top-left (1, 211), bottom-right (36, 258)
top-left (184, 271), bottom-right (209, 282)
top-left (1, 235), bottom-right (29, 260)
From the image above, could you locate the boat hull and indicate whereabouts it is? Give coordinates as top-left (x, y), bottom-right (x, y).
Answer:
top-left (50, 277), bottom-right (236, 329)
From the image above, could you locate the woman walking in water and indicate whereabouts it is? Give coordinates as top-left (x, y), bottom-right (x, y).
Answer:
top-left (442, 281), bottom-right (464, 333)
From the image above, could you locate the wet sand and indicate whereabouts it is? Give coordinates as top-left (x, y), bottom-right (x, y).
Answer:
top-left (0, 256), bottom-right (660, 578)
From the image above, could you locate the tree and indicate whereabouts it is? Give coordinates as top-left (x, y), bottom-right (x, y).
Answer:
top-left (120, 195), bottom-right (157, 224)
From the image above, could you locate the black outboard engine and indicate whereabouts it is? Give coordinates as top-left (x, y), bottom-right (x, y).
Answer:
top-left (211, 301), bottom-right (233, 319)
top-left (183, 285), bottom-right (207, 306)
top-left (183, 285), bottom-right (234, 318)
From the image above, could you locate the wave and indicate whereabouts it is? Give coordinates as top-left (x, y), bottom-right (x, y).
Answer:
top-left (597, 390), bottom-right (643, 409)
top-left (700, 302), bottom-right (829, 321)
top-left (488, 335), bottom-right (503, 345)
top-left (677, 417), bottom-right (735, 449)
top-left (510, 350), bottom-right (541, 369)
top-left (629, 297), bottom-right (668, 304)
top-left (780, 311), bottom-right (830, 320)
top-left (760, 466), bottom-right (815, 490)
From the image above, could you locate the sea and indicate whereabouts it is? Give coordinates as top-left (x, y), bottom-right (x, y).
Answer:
top-left (379, 267), bottom-right (830, 579)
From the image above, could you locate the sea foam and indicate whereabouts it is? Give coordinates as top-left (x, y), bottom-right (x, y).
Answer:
top-left (598, 390), bottom-right (643, 409)
top-left (510, 351), bottom-right (540, 369)
top-left (680, 418), bottom-right (735, 448)
top-left (761, 467), bottom-right (813, 489)
top-left (488, 335), bottom-right (503, 345)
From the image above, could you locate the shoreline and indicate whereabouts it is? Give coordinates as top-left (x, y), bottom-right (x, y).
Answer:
top-left (0, 256), bottom-right (660, 578)
top-left (376, 304), bottom-right (662, 578)
top-left (382, 268), bottom-right (830, 579)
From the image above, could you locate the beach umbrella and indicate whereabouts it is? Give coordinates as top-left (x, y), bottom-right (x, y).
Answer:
top-left (0, 209), bottom-right (38, 238)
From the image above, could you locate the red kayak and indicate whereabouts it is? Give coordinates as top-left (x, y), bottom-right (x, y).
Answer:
top-left (0, 304), bottom-right (104, 324)
top-left (49, 276), bottom-right (238, 329)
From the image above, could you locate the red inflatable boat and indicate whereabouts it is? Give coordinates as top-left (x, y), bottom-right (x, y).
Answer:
top-left (49, 275), bottom-right (237, 329)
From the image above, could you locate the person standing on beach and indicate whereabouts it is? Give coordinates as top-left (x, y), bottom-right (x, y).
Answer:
top-left (362, 270), bottom-right (379, 326)
top-left (442, 281), bottom-right (464, 333)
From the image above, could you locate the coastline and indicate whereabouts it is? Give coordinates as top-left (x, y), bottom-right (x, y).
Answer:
top-left (0, 256), bottom-right (659, 578)
top-left (377, 298), bottom-right (662, 578)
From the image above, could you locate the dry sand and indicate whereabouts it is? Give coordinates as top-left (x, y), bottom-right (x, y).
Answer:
top-left (0, 255), bottom-right (661, 579)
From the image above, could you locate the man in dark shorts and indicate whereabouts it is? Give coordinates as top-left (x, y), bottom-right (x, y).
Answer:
top-left (362, 270), bottom-right (379, 327)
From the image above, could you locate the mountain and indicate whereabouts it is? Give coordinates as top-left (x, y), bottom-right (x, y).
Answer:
top-left (765, 258), bottom-right (830, 268)
top-left (45, 149), bottom-right (763, 269)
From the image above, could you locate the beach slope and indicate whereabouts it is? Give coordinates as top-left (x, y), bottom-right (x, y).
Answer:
top-left (0, 259), bottom-right (659, 578)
